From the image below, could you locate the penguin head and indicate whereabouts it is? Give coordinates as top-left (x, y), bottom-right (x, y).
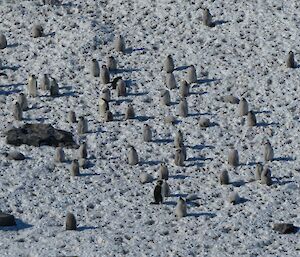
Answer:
top-left (157, 180), bottom-right (163, 185)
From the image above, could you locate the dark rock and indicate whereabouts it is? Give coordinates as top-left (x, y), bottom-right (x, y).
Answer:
top-left (273, 223), bottom-right (297, 234)
top-left (7, 151), bottom-right (25, 160)
top-left (0, 212), bottom-right (16, 226)
top-left (6, 124), bottom-right (77, 148)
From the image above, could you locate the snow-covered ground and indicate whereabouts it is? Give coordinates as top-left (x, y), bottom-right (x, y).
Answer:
top-left (0, 0), bottom-right (299, 256)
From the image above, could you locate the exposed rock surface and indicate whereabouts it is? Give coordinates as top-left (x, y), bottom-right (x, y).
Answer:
top-left (6, 124), bottom-right (77, 148)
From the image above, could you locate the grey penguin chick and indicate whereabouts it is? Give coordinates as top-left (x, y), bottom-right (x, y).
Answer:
top-left (163, 55), bottom-right (174, 73)
top-left (174, 148), bottom-right (185, 166)
top-left (151, 180), bottom-right (163, 204)
top-left (264, 140), bottom-right (274, 162)
top-left (91, 59), bottom-right (100, 77)
top-left (161, 180), bottom-right (171, 197)
top-left (175, 197), bottom-right (187, 218)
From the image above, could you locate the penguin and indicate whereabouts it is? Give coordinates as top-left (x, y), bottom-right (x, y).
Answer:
top-left (174, 130), bottom-right (183, 148)
top-left (175, 197), bottom-right (187, 218)
top-left (174, 148), bottom-right (184, 166)
top-left (187, 65), bottom-right (197, 84)
top-left (117, 79), bottom-right (127, 97)
top-left (163, 55), bottom-right (174, 73)
top-left (27, 74), bottom-right (38, 97)
top-left (13, 102), bottom-right (22, 121)
top-left (264, 140), bottom-right (274, 162)
top-left (151, 180), bottom-right (163, 204)
top-left (178, 97), bottom-right (188, 117)
top-left (107, 56), bottom-right (117, 71)
top-left (127, 145), bottom-right (138, 165)
top-left (158, 163), bottom-right (169, 180)
top-left (100, 65), bottom-right (110, 84)
top-left (161, 180), bottom-right (171, 198)
top-left (111, 76), bottom-right (122, 89)
top-left (114, 35), bottom-right (126, 53)
top-left (160, 89), bottom-right (171, 106)
top-left (99, 97), bottom-right (109, 117)
top-left (91, 59), bottom-right (100, 77)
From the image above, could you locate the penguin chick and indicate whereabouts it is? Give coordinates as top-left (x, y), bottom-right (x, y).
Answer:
top-left (174, 148), bottom-right (185, 166)
top-left (161, 180), bottom-right (171, 198)
top-left (91, 59), bottom-right (100, 77)
top-left (158, 163), bottom-right (169, 180)
top-left (175, 197), bottom-right (187, 218)
top-left (163, 55), bottom-right (174, 73)
top-left (264, 141), bottom-right (274, 162)
top-left (127, 145), bottom-right (138, 165)
top-left (151, 180), bottom-right (163, 204)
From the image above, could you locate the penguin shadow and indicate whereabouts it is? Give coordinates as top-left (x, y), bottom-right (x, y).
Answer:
top-left (188, 112), bottom-right (202, 118)
top-left (188, 144), bottom-right (214, 151)
top-left (1, 65), bottom-right (21, 71)
top-left (197, 78), bottom-right (221, 84)
top-left (273, 156), bottom-right (295, 162)
top-left (169, 174), bottom-right (189, 180)
top-left (244, 161), bottom-right (258, 167)
top-left (34, 117), bottom-right (50, 123)
top-left (189, 111), bottom-right (213, 117)
top-left (141, 160), bottom-right (161, 166)
top-left (0, 88), bottom-right (22, 95)
top-left (136, 115), bottom-right (155, 122)
top-left (0, 82), bottom-right (24, 90)
top-left (127, 91), bottom-right (149, 97)
top-left (163, 201), bottom-right (177, 206)
top-left (43, 31), bottom-right (56, 37)
top-left (186, 157), bottom-right (212, 167)
top-left (114, 98), bottom-right (133, 105)
top-left (7, 43), bottom-right (19, 48)
top-left (236, 197), bottom-right (249, 204)
top-left (212, 20), bottom-right (229, 26)
top-left (77, 226), bottom-right (98, 231)
top-left (170, 193), bottom-right (188, 198)
top-left (187, 212), bottom-right (217, 218)
top-left (189, 90), bottom-right (208, 96)
top-left (152, 138), bottom-right (173, 144)
top-left (58, 90), bottom-right (78, 97)
top-left (273, 177), bottom-right (294, 186)
top-left (256, 122), bottom-right (279, 127)
top-left (253, 110), bottom-right (272, 115)
top-left (0, 219), bottom-right (33, 231)
top-left (115, 67), bottom-right (141, 74)
top-left (174, 65), bottom-right (190, 71)
top-left (186, 201), bottom-right (201, 207)
top-left (230, 180), bottom-right (247, 187)
top-left (125, 47), bottom-right (147, 54)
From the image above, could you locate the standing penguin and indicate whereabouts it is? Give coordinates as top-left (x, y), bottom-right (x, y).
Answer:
top-left (27, 74), bottom-right (38, 97)
top-left (151, 180), bottom-right (163, 204)
top-left (175, 197), bottom-right (187, 218)
top-left (161, 180), bottom-right (171, 198)
top-left (174, 148), bottom-right (185, 166)
top-left (264, 140), bottom-right (274, 162)
top-left (99, 98), bottom-right (109, 117)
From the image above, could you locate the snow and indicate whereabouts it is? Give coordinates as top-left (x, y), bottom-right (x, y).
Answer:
top-left (0, 0), bottom-right (299, 256)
